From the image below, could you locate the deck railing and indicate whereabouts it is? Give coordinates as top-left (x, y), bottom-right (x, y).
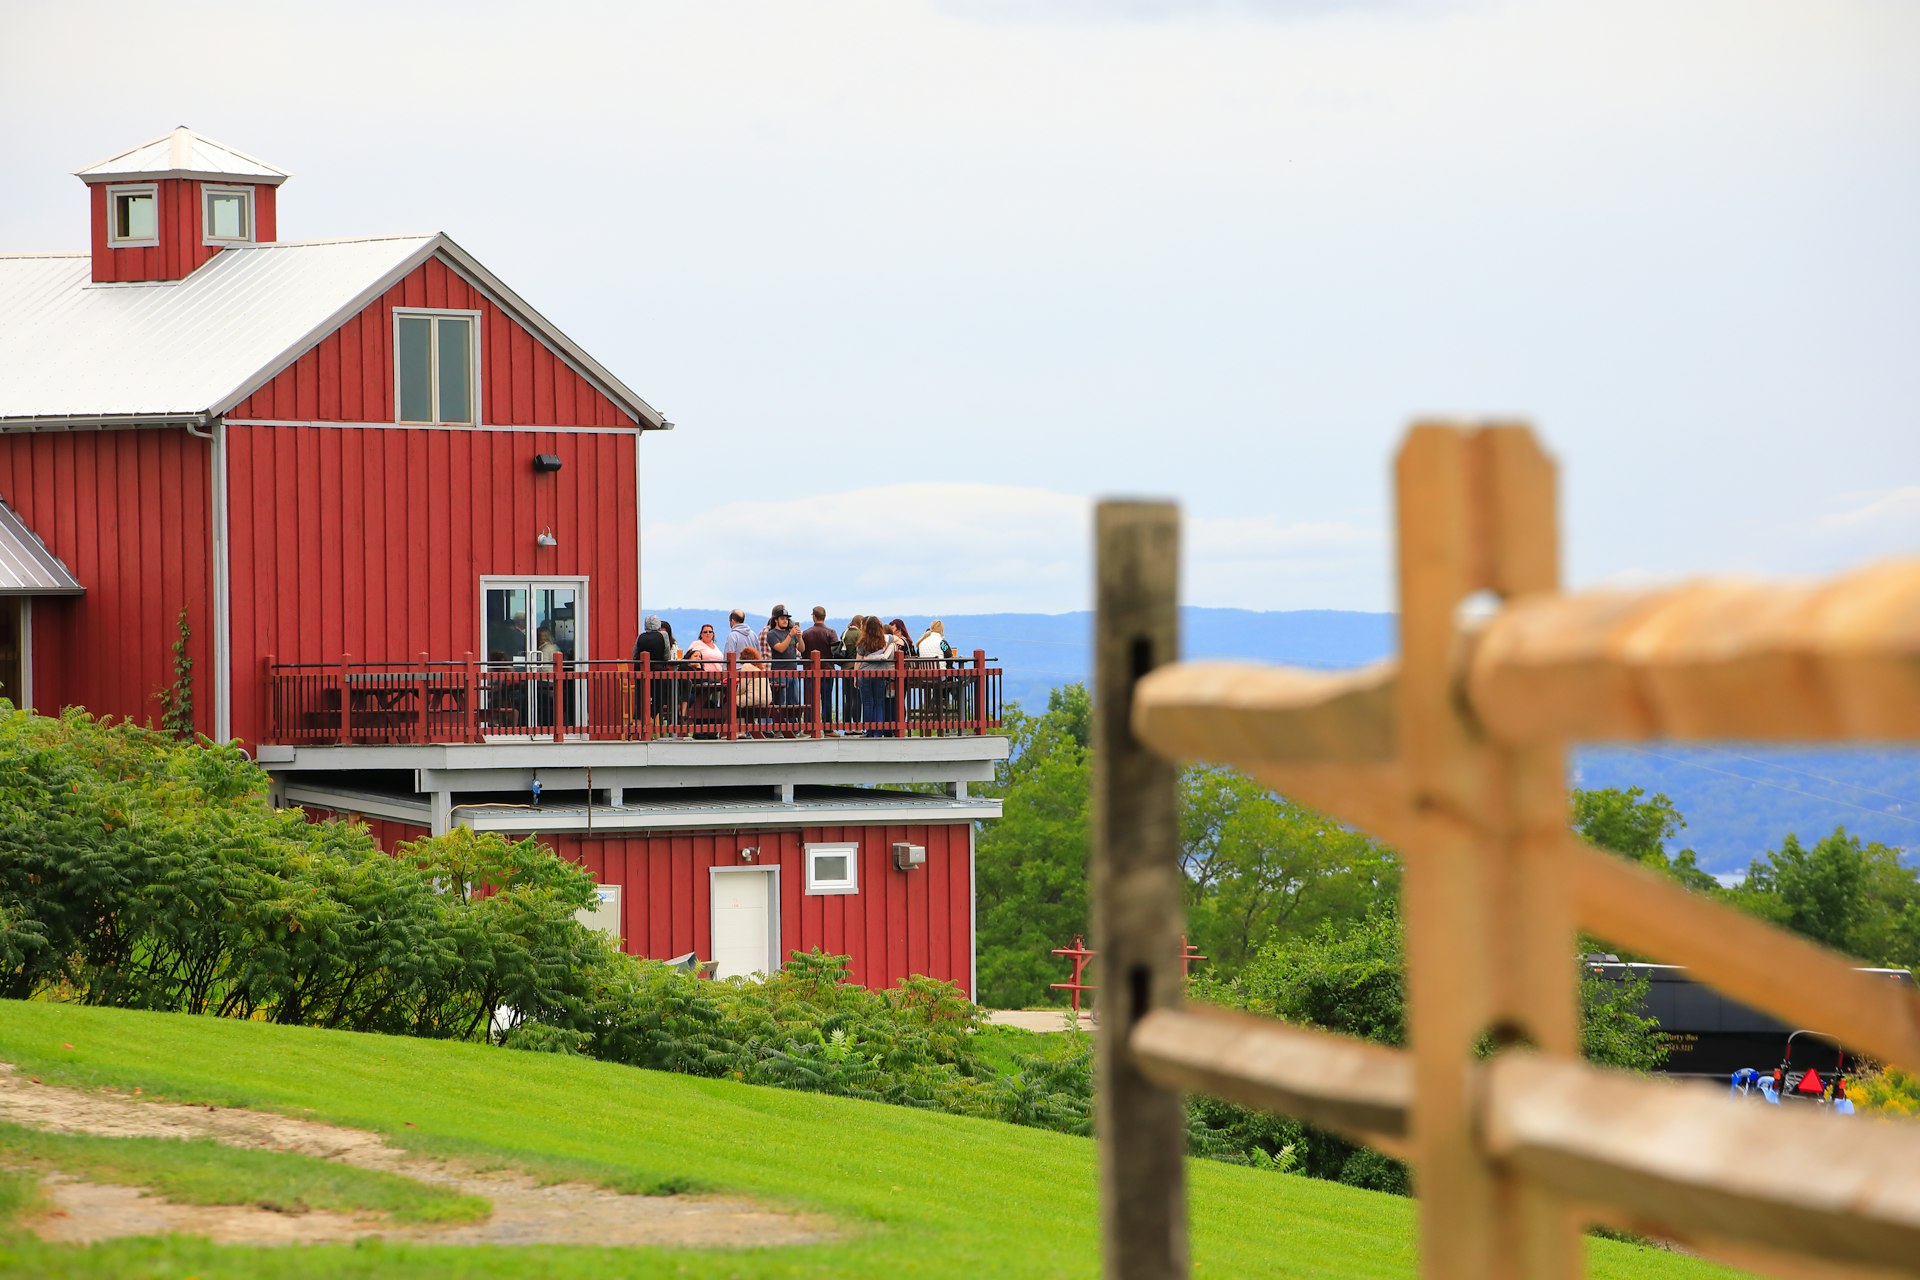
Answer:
top-left (263, 650), bottom-right (1004, 746)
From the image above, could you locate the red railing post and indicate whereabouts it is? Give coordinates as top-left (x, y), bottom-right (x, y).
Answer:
top-left (338, 653), bottom-right (353, 745)
top-left (973, 648), bottom-right (988, 736)
top-left (463, 651), bottom-right (478, 742)
top-left (724, 650), bottom-right (739, 741)
top-left (416, 651), bottom-right (431, 744)
top-left (637, 652), bottom-right (653, 742)
top-left (893, 649), bottom-right (908, 738)
top-left (809, 652), bottom-right (824, 738)
top-left (550, 650), bottom-right (565, 743)
top-left (264, 654), bottom-right (278, 741)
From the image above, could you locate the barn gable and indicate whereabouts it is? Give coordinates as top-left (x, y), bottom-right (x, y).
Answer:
top-left (226, 252), bottom-right (648, 429)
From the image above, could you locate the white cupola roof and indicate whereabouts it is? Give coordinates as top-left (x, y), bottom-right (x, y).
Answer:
top-left (75, 126), bottom-right (289, 186)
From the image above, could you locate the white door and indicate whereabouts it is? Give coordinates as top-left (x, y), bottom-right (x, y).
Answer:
top-left (710, 869), bottom-right (777, 979)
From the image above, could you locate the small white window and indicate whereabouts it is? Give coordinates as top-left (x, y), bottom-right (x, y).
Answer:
top-left (394, 310), bottom-right (479, 425)
top-left (202, 185), bottom-right (253, 245)
top-left (107, 184), bottom-right (158, 247)
top-left (804, 842), bottom-right (859, 896)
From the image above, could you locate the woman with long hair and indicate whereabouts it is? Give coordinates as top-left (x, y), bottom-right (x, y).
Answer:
top-left (916, 618), bottom-right (952, 660)
top-left (857, 615), bottom-right (896, 737)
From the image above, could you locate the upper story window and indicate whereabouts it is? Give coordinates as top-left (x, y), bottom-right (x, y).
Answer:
top-left (202, 186), bottom-right (253, 245)
top-left (107, 184), bottom-right (158, 247)
top-left (395, 310), bottom-right (478, 425)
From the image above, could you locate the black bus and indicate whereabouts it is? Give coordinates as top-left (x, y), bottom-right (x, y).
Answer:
top-left (1584, 958), bottom-right (1916, 1082)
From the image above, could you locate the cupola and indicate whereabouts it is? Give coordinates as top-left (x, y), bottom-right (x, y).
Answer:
top-left (75, 126), bottom-right (289, 284)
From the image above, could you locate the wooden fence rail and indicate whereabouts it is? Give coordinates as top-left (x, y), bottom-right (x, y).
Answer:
top-left (1092, 423), bottom-right (1920, 1280)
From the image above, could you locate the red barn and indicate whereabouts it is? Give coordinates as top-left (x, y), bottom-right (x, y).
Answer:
top-left (0, 127), bottom-right (1005, 995)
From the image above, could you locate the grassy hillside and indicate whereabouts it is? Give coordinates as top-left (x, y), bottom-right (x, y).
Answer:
top-left (0, 1002), bottom-right (1748, 1279)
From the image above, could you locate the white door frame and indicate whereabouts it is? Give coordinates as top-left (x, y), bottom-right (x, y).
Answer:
top-left (708, 864), bottom-right (781, 977)
top-left (478, 575), bottom-right (589, 737)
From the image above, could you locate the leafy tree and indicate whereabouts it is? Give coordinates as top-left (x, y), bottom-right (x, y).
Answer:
top-left (973, 686), bottom-right (1092, 1007)
top-left (1732, 827), bottom-right (1920, 969)
top-left (1180, 766), bottom-right (1397, 972)
top-left (1572, 786), bottom-right (1718, 892)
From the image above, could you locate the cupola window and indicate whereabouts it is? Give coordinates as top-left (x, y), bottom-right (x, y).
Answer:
top-left (202, 186), bottom-right (253, 244)
top-left (395, 311), bottom-right (478, 425)
top-left (107, 185), bottom-right (158, 247)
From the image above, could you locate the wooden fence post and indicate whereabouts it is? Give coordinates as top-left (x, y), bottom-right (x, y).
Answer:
top-left (1092, 500), bottom-right (1188, 1280)
top-left (1396, 425), bottom-right (1578, 1279)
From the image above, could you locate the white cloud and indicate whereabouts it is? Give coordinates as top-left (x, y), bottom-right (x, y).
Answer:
top-left (642, 483), bottom-right (1386, 614)
top-left (1809, 486), bottom-right (1920, 547)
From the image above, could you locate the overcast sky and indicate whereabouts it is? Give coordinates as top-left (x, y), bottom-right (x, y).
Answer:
top-left (4, 0), bottom-right (1915, 614)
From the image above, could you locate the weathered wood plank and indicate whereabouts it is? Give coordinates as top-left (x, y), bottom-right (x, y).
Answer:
top-left (1092, 500), bottom-right (1189, 1280)
top-left (1132, 660), bottom-right (1397, 764)
top-left (1468, 561), bottom-right (1920, 743)
top-left (1130, 1007), bottom-right (1411, 1154)
top-left (1485, 1054), bottom-right (1920, 1274)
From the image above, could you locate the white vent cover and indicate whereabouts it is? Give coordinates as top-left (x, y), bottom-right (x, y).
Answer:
top-left (892, 841), bottom-right (926, 870)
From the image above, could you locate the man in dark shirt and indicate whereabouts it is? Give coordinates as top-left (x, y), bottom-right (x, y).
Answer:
top-left (632, 613), bottom-right (671, 723)
top-left (800, 606), bottom-right (839, 726)
top-left (760, 605), bottom-right (804, 708)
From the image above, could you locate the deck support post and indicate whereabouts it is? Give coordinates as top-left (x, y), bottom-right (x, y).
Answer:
top-left (1091, 500), bottom-right (1188, 1280)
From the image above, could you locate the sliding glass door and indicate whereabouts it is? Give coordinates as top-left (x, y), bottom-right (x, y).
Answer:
top-left (480, 578), bottom-right (586, 733)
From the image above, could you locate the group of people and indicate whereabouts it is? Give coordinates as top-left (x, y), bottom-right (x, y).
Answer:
top-left (631, 606), bottom-right (959, 736)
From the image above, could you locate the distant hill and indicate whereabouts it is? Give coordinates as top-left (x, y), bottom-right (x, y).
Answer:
top-left (649, 606), bottom-right (1917, 875)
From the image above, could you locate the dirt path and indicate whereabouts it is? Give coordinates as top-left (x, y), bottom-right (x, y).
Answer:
top-left (0, 1061), bottom-right (833, 1249)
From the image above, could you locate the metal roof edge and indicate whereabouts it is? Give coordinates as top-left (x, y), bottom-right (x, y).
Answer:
top-left (77, 170), bottom-right (291, 187)
top-left (429, 235), bottom-right (670, 431)
top-left (457, 797), bottom-right (1001, 834)
top-left (75, 127), bottom-right (291, 183)
top-left (0, 414), bottom-right (202, 431)
top-left (0, 495), bottom-right (86, 595)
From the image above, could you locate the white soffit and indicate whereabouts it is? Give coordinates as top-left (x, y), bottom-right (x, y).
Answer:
top-left (75, 126), bottom-right (289, 185)
top-left (0, 496), bottom-right (83, 595)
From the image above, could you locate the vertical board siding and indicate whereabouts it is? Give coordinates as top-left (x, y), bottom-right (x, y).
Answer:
top-left (226, 424), bottom-right (638, 746)
top-left (296, 807), bottom-right (430, 852)
top-left (228, 257), bottom-right (635, 428)
top-left (0, 428), bottom-right (212, 734)
top-left (88, 179), bottom-right (277, 284)
top-left (521, 824), bottom-right (975, 995)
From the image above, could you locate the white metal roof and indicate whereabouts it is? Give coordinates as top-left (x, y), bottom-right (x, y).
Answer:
top-left (75, 126), bottom-right (289, 185)
top-left (0, 235), bottom-right (667, 429)
top-left (0, 496), bottom-right (83, 595)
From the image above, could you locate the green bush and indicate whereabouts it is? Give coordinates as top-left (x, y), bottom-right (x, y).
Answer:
top-left (0, 704), bottom-right (602, 1040)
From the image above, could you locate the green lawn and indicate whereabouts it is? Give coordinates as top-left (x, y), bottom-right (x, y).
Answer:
top-left (0, 1001), bottom-right (1750, 1279)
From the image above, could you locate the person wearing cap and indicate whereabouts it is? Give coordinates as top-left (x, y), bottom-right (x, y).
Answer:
top-left (632, 614), bottom-right (671, 724)
top-left (759, 605), bottom-right (804, 708)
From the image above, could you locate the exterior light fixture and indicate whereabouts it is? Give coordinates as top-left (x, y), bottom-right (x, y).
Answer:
top-left (533, 453), bottom-right (563, 472)
top-left (536, 527), bottom-right (558, 547)
top-left (740, 846), bottom-right (760, 863)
